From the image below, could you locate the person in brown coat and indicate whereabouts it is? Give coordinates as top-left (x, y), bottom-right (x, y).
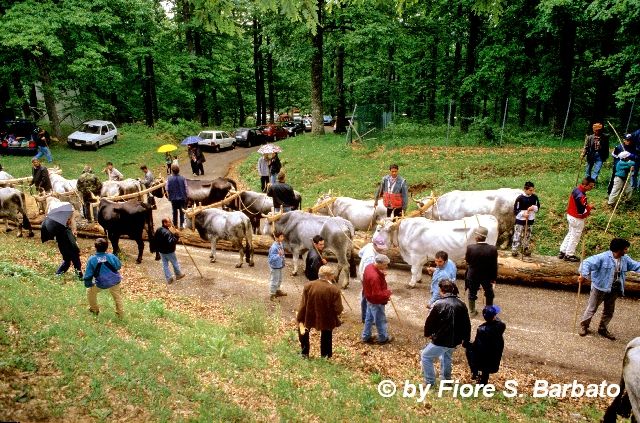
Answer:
top-left (296, 265), bottom-right (344, 358)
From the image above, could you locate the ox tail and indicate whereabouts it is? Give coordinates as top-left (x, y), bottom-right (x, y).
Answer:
top-left (146, 208), bottom-right (156, 253)
top-left (243, 219), bottom-right (253, 263)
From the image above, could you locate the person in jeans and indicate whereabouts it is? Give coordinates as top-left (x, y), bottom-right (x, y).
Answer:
top-left (582, 122), bottom-right (609, 182)
top-left (268, 231), bottom-right (287, 301)
top-left (165, 164), bottom-right (188, 228)
top-left (297, 265), bottom-right (343, 359)
top-left (33, 128), bottom-right (53, 163)
top-left (578, 238), bottom-right (640, 340)
top-left (421, 279), bottom-right (471, 386)
top-left (361, 254), bottom-right (393, 345)
top-left (153, 218), bottom-right (186, 284)
top-left (465, 226), bottom-right (498, 316)
top-left (257, 154), bottom-right (270, 192)
top-left (83, 238), bottom-right (123, 317)
top-left (427, 250), bottom-right (457, 305)
top-left (357, 237), bottom-right (388, 323)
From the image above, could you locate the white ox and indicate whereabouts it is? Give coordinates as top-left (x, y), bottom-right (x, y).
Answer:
top-left (101, 178), bottom-right (145, 198)
top-left (185, 208), bottom-right (254, 268)
top-left (312, 193), bottom-right (388, 231)
top-left (373, 215), bottom-right (498, 286)
top-left (47, 173), bottom-right (82, 213)
top-left (417, 188), bottom-right (522, 248)
top-left (603, 337), bottom-right (640, 423)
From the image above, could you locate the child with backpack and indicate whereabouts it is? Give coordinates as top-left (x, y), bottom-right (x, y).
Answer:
top-left (83, 238), bottom-right (123, 318)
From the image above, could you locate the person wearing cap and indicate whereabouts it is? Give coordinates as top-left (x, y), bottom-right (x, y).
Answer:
top-left (581, 122), bottom-right (609, 182)
top-left (358, 237), bottom-right (388, 323)
top-left (608, 133), bottom-right (638, 193)
top-left (607, 151), bottom-right (635, 206)
top-left (374, 164), bottom-right (409, 218)
top-left (33, 127), bottom-right (53, 163)
top-left (296, 265), bottom-right (344, 359)
top-left (29, 158), bottom-right (52, 193)
top-left (422, 279), bottom-right (471, 386)
top-left (426, 250), bottom-right (457, 306)
top-left (76, 165), bottom-right (103, 222)
top-left (464, 305), bottom-right (506, 385)
top-left (464, 226), bottom-right (498, 317)
top-left (361, 254), bottom-right (393, 345)
top-left (511, 181), bottom-right (540, 257)
top-left (305, 235), bottom-right (327, 281)
top-left (558, 177), bottom-right (595, 262)
top-left (578, 238), bottom-right (640, 340)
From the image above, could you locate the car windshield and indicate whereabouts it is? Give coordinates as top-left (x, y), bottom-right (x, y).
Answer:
top-left (198, 132), bottom-right (214, 139)
top-left (81, 124), bottom-right (101, 134)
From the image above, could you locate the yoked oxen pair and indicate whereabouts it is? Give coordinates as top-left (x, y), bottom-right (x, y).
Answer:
top-left (48, 172), bottom-right (82, 212)
top-left (100, 178), bottom-right (164, 206)
top-left (228, 190), bottom-right (302, 233)
top-left (603, 337), bottom-right (640, 423)
top-left (97, 198), bottom-right (156, 263)
top-left (261, 210), bottom-right (355, 288)
top-left (185, 207), bottom-right (254, 267)
top-left (186, 178), bottom-right (237, 207)
top-left (417, 188), bottom-right (521, 248)
top-left (311, 193), bottom-right (387, 232)
top-left (0, 187), bottom-right (34, 237)
top-left (373, 214), bottom-right (498, 287)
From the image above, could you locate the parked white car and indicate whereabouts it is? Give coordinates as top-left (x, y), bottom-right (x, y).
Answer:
top-left (197, 130), bottom-right (235, 152)
top-left (67, 120), bottom-right (118, 150)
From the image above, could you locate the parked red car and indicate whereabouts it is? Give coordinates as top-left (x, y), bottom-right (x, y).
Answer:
top-left (259, 124), bottom-right (288, 141)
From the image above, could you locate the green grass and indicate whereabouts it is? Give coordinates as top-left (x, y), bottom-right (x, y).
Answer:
top-left (238, 123), bottom-right (639, 256)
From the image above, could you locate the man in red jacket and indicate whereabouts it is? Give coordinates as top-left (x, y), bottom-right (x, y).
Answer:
top-left (361, 254), bottom-right (393, 345)
top-left (559, 177), bottom-right (596, 262)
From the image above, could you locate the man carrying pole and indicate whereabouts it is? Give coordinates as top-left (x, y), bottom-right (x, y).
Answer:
top-left (558, 177), bottom-right (595, 262)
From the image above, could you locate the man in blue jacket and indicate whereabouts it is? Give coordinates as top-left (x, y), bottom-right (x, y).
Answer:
top-left (578, 238), bottom-right (640, 340)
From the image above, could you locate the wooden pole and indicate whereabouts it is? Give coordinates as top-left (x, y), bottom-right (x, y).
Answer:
top-left (607, 120), bottom-right (626, 148)
top-left (389, 297), bottom-right (404, 328)
top-left (605, 167), bottom-right (633, 234)
top-left (181, 239), bottom-right (204, 279)
top-left (572, 236), bottom-right (587, 333)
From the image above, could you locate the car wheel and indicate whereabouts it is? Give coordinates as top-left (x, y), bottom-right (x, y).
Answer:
top-left (112, 136), bottom-right (117, 144)
top-left (93, 143), bottom-right (99, 151)
top-left (272, 136), bottom-right (277, 142)
top-left (247, 139), bottom-right (252, 148)
top-left (214, 144), bottom-right (220, 153)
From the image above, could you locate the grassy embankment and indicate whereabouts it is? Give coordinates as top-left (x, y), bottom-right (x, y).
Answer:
top-left (0, 235), bottom-right (606, 422)
top-left (238, 123), bottom-right (640, 256)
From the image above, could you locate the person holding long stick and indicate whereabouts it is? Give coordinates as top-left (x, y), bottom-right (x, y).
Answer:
top-left (511, 181), bottom-right (540, 258)
top-left (578, 238), bottom-right (640, 340)
top-left (558, 177), bottom-right (595, 262)
top-left (582, 122), bottom-right (609, 183)
top-left (153, 218), bottom-right (186, 284)
top-left (361, 254), bottom-right (394, 345)
top-left (607, 152), bottom-right (635, 206)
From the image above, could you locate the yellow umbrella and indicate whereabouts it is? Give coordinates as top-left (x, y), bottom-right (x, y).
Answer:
top-left (157, 144), bottom-right (178, 153)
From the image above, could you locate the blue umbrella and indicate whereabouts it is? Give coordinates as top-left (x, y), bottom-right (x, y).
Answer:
top-left (181, 136), bottom-right (203, 146)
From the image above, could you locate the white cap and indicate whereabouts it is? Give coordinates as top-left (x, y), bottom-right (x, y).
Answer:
top-left (619, 151), bottom-right (631, 160)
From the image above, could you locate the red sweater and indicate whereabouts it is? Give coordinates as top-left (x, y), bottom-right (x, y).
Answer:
top-left (362, 264), bottom-right (392, 304)
top-left (566, 185), bottom-right (592, 219)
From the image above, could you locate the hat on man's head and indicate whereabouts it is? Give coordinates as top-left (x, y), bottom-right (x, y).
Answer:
top-left (625, 133), bottom-right (633, 140)
top-left (474, 226), bottom-right (489, 238)
top-left (373, 236), bottom-right (387, 249)
top-left (592, 122), bottom-right (603, 130)
top-left (619, 151), bottom-right (631, 160)
top-left (374, 254), bottom-right (390, 264)
top-left (482, 305), bottom-right (501, 320)
top-left (83, 165), bottom-right (92, 173)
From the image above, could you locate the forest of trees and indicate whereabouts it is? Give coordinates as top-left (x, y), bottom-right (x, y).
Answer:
top-left (0, 0), bottom-right (639, 139)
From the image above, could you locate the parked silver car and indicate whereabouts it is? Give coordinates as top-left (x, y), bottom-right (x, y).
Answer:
top-left (67, 120), bottom-right (118, 150)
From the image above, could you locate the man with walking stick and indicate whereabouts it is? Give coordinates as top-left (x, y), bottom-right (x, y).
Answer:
top-left (607, 152), bottom-right (635, 206)
top-left (578, 238), bottom-right (640, 340)
top-left (559, 177), bottom-right (595, 262)
top-left (511, 181), bottom-right (540, 258)
top-left (361, 254), bottom-right (394, 345)
top-left (582, 122), bottom-right (609, 183)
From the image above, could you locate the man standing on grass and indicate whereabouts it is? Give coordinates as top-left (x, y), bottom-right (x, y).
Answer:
top-left (297, 265), bottom-right (343, 359)
top-left (578, 238), bottom-right (640, 340)
top-left (421, 279), bottom-right (470, 386)
top-left (582, 122), bottom-right (609, 183)
top-left (558, 177), bottom-right (595, 262)
top-left (511, 181), bottom-right (540, 258)
top-left (374, 164), bottom-right (408, 218)
top-left (33, 127), bottom-right (53, 163)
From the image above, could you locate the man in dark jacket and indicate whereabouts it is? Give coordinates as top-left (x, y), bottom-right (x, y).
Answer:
top-left (30, 158), bottom-right (52, 192)
top-left (464, 305), bottom-right (506, 384)
top-left (582, 122), bottom-right (609, 183)
top-left (465, 226), bottom-right (498, 316)
top-left (268, 153), bottom-right (282, 185)
top-left (297, 265), bottom-right (344, 358)
top-left (55, 216), bottom-right (82, 279)
top-left (266, 172), bottom-right (297, 212)
top-left (153, 218), bottom-right (185, 284)
top-left (77, 165), bottom-right (103, 222)
top-left (421, 279), bottom-right (471, 386)
top-left (361, 254), bottom-right (393, 345)
top-left (305, 235), bottom-right (327, 281)
top-left (165, 165), bottom-right (188, 228)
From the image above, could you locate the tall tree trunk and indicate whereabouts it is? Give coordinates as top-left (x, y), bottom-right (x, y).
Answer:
top-left (551, 9), bottom-right (575, 135)
top-left (518, 88), bottom-right (528, 127)
top-left (266, 37), bottom-right (275, 124)
top-left (459, 10), bottom-right (481, 133)
top-left (334, 44), bottom-right (347, 134)
top-left (310, 0), bottom-right (325, 135)
top-left (34, 56), bottom-right (61, 139)
top-left (253, 19), bottom-right (262, 125)
top-left (193, 32), bottom-right (207, 126)
top-left (0, 82), bottom-right (11, 120)
top-left (11, 71), bottom-right (30, 119)
top-left (427, 37), bottom-right (438, 123)
top-left (591, 20), bottom-right (616, 123)
top-left (142, 55), bottom-right (154, 127)
top-left (235, 65), bottom-right (245, 126)
top-left (212, 88), bottom-right (221, 126)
